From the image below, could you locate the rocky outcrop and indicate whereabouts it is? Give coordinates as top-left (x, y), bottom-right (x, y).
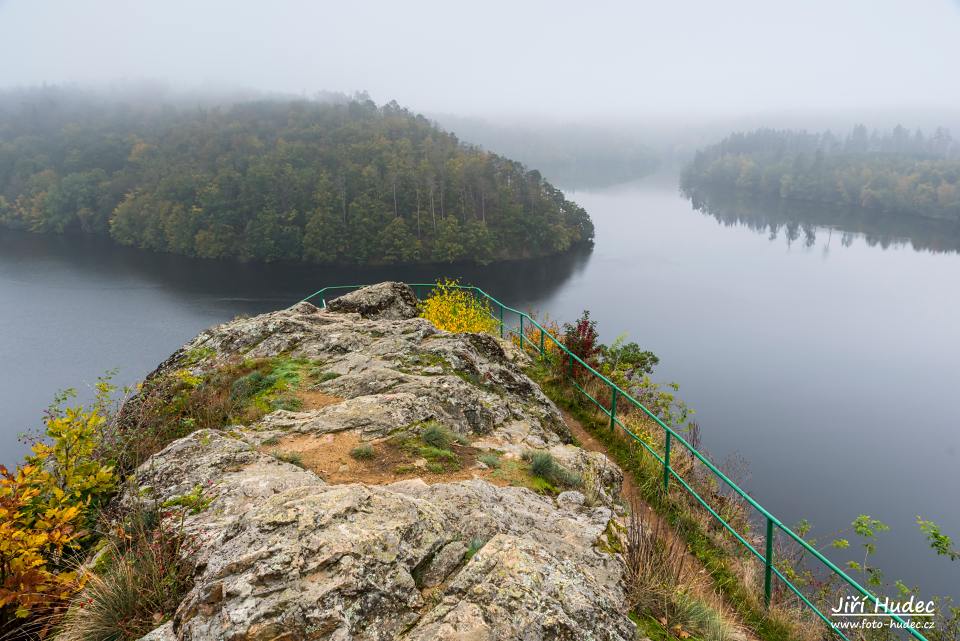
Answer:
top-left (126, 283), bottom-right (634, 641)
top-left (324, 281), bottom-right (420, 320)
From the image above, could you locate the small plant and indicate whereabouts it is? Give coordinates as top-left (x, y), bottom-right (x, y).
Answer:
top-left (465, 537), bottom-right (486, 560)
top-left (270, 396), bottom-right (303, 411)
top-left (917, 516), bottom-right (959, 561)
top-left (182, 345), bottom-right (216, 365)
top-left (419, 279), bottom-right (499, 334)
top-left (421, 422), bottom-right (468, 449)
top-left (161, 484), bottom-right (213, 515)
top-left (350, 443), bottom-right (376, 460)
top-left (273, 451), bottom-right (305, 469)
top-left (478, 453), bottom-right (501, 469)
top-left (394, 464), bottom-right (418, 475)
top-left (581, 461), bottom-right (602, 507)
top-left (418, 446), bottom-right (459, 464)
top-left (513, 311), bottom-right (563, 357)
top-left (525, 451), bottom-right (582, 489)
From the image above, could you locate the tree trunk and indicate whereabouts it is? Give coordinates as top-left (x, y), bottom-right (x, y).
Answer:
top-left (415, 188), bottom-right (421, 238)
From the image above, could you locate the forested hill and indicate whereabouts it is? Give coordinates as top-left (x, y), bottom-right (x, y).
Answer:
top-left (0, 89), bottom-right (593, 264)
top-left (681, 126), bottom-right (960, 221)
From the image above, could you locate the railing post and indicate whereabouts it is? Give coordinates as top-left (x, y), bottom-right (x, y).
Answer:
top-left (663, 432), bottom-right (672, 492)
top-left (519, 316), bottom-right (525, 350)
top-left (568, 352), bottom-right (574, 378)
top-left (539, 328), bottom-right (545, 358)
top-left (499, 304), bottom-right (504, 339)
top-left (609, 387), bottom-right (618, 430)
top-left (764, 518), bottom-right (774, 608)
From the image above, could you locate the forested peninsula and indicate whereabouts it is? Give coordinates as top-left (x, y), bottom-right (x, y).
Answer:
top-left (682, 126), bottom-right (960, 221)
top-left (0, 89), bottom-right (593, 264)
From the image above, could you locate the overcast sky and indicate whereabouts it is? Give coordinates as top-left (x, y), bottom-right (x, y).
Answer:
top-left (1, 0), bottom-right (958, 120)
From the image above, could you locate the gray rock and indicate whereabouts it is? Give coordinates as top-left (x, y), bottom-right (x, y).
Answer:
top-left (325, 281), bottom-right (419, 320)
top-left (116, 283), bottom-right (634, 641)
top-left (404, 535), bottom-right (635, 641)
top-left (557, 490), bottom-right (587, 509)
top-left (125, 435), bottom-right (632, 641)
top-left (136, 621), bottom-right (175, 641)
top-left (419, 540), bottom-right (468, 588)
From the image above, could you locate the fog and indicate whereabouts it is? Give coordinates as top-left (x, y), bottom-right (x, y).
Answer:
top-left (1, 0), bottom-right (959, 123)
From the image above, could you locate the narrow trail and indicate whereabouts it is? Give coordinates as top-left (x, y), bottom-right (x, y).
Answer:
top-left (559, 408), bottom-right (761, 641)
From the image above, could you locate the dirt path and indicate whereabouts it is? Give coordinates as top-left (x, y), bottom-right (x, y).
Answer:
top-left (559, 409), bottom-right (761, 641)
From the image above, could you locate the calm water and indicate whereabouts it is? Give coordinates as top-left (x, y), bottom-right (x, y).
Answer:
top-left (1, 175), bottom-right (957, 600)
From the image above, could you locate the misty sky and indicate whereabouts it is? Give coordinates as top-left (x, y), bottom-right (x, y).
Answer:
top-left (1, 0), bottom-right (958, 120)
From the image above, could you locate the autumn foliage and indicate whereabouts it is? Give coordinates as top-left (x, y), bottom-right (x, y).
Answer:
top-left (419, 280), bottom-right (499, 335)
top-left (0, 385), bottom-right (117, 636)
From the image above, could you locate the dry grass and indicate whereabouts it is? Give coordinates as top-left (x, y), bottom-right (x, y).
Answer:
top-left (55, 499), bottom-right (195, 641)
top-left (624, 499), bottom-right (739, 640)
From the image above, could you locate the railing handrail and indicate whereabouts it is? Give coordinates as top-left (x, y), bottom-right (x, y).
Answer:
top-left (301, 283), bottom-right (930, 641)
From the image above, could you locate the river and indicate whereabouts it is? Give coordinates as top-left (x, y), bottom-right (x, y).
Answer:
top-left (1, 173), bottom-right (957, 600)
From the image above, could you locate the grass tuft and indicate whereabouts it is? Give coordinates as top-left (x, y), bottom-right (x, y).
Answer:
top-left (421, 421), bottom-right (468, 449)
top-left (524, 450), bottom-right (582, 489)
top-left (273, 451), bottom-right (304, 468)
top-left (477, 453), bottom-right (501, 469)
top-left (56, 498), bottom-right (195, 641)
top-left (350, 443), bottom-right (376, 460)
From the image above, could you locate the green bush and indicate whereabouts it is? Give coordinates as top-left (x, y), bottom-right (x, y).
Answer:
top-left (350, 444), bottom-right (376, 460)
top-left (273, 451), bottom-right (304, 468)
top-left (421, 422), bottom-right (468, 449)
top-left (478, 453), bottom-right (501, 469)
top-left (418, 446), bottom-right (458, 463)
top-left (526, 451), bottom-right (582, 489)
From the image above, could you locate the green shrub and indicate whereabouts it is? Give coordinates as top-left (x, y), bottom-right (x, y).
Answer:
top-left (350, 444), bottom-right (376, 460)
top-left (273, 451), bottom-right (304, 468)
top-left (270, 396), bottom-right (303, 411)
top-left (421, 422), bottom-right (468, 449)
top-left (526, 451), bottom-right (582, 489)
top-left (478, 453), bottom-right (501, 469)
top-left (418, 446), bottom-right (458, 463)
top-left (229, 370), bottom-right (271, 402)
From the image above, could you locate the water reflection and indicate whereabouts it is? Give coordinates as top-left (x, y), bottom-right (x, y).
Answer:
top-left (683, 185), bottom-right (960, 255)
top-left (0, 229), bottom-right (594, 316)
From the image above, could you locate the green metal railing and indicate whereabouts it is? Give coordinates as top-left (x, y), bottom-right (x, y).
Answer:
top-left (301, 283), bottom-right (930, 641)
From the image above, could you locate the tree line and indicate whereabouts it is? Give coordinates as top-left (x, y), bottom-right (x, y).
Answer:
top-left (0, 88), bottom-right (594, 264)
top-left (681, 125), bottom-right (960, 221)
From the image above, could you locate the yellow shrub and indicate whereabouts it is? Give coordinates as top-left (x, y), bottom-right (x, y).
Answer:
top-left (0, 386), bottom-right (117, 630)
top-left (419, 279), bottom-right (499, 335)
top-left (511, 311), bottom-right (563, 356)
